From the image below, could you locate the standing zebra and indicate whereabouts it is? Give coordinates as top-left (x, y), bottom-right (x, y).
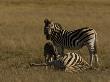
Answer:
top-left (44, 18), bottom-right (99, 67)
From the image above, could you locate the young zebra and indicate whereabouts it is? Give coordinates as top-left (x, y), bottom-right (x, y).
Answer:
top-left (44, 41), bottom-right (91, 72)
top-left (48, 52), bottom-right (91, 73)
top-left (44, 41), bottom-right (57, 63)
top-left (44, 18), bottom-right (99, 67)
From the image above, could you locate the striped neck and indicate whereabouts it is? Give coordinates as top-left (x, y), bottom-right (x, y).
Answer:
top-left (50, 29), bottom-right (64, 44)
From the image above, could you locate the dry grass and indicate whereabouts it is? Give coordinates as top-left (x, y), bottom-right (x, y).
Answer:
top-left (0, 0), bottom-right (110, 82)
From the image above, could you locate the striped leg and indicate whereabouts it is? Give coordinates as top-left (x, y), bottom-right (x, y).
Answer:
top-left (94, 54), bottom-right (99, 67)
top-left (87, 43), bottom-right (99, 67)
top-left (94, 42), bottom-right (99, 67)
top-left (87, 44), bottom-right (94, 66)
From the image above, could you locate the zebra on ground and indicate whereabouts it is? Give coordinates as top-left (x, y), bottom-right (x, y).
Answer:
top-left (44, 42), bottom-right (91, 72)
top-left (44, 41), bottom-right (57, 63)
top-left (44, 18), bottom-right (99, 67)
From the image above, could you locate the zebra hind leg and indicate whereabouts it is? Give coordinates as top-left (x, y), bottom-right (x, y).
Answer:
top-left (87, 45), bottom-right (95, 67)
top-left (89, 53), bottom-right (94, 67)
top-left (94, 43), bottom-right (100, 68)
top-left (88, 44), bottom-right (99, 67)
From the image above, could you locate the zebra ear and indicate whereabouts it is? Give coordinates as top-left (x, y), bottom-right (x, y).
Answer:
top-left (44, 18), bottom-right (51, 25)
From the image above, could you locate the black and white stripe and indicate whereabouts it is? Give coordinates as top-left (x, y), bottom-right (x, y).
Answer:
top-left (44, 41), bottom-right (90, 72)
top-left (48, 52), bottom-right (91, 73)
top-left (44, 18), bottom-right (99, 66)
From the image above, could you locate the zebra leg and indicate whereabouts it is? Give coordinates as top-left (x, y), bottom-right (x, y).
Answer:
top-left (90, 52), bottom-right (99, 68)
top-left (90, 53), bottom-right (93, 67)
top-left (88, 44), bottom-right (99, 67)
top-left (94, 43), bottom-right (99, 67)
top-left (44, 56), bottom-right (48, 70)
top-left (53, 48), bottom-right (57, 60)
top-left (94, 54), bottom-right (99, 68)
top-left (87, 45), bottom-right (94, 67)
top-left (44, 54), bottom-right (48, 70)
top-left (45, 55), bottom-right (52, 70)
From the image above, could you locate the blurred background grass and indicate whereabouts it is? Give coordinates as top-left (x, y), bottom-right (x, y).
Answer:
top-left (0, 0), bottom-right (110, 82)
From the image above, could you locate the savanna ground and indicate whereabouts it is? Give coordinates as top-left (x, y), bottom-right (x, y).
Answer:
top-left (0, 0), bottom-right (110, 82)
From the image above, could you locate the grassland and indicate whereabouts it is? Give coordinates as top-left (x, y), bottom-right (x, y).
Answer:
top-left (0, 0), bottom-right (110, 82)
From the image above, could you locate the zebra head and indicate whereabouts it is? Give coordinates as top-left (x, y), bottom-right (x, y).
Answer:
top-left (44, 18), bottom-right (52, 40)
top-left (44, 18), bottom-right (63, 40)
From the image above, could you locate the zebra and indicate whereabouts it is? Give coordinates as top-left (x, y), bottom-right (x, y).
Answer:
top-left (43, 41), bottom-right (91, 72)
top-left (44, 41), bottom-right (58, 63)
top-left (44, 18), bottom-right (99, 67)
top-left (48, 52), bottom-right (91, 73)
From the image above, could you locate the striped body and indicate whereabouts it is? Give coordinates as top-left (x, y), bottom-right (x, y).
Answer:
top-left (48, 52), bottom-right (91, 73)
top-left (43, 40), bottom-right (91, 72)
top-left (50, 27), bottom-right (96, 50)
top-left (44, 19), bottom-right (99, 66)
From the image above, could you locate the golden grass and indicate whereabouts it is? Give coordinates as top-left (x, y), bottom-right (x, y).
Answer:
top-left (0, 0), bottom-right (110, 82)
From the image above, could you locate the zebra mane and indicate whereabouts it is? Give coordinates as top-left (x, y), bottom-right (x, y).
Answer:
top-left (53, 22), bottom-right (63, 30)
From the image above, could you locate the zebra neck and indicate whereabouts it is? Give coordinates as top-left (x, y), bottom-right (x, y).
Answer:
top-left (51, 30), bottom-right (64, 38)
top-left (50, 30), bottom-right (64, 45)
